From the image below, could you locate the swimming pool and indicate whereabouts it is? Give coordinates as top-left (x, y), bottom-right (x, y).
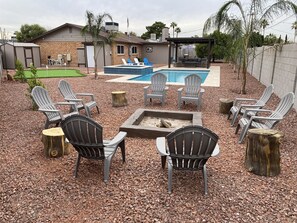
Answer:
top-left (129, 69), bottom-right (209, 83)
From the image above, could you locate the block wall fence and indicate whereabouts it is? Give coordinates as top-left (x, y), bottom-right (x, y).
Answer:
top-left (247, 43), bottom-right (297, 110)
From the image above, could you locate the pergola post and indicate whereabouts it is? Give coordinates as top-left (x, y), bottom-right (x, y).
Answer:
top-left (168, 42), bottom-right (172, 68)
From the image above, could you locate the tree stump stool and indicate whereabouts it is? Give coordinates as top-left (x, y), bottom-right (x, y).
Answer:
top-left (42, 127), bottom-right (70, 158)
top-left (112, 91), bottom-right (128, 107)
top-left (219, 98), bottom-right (233, 114)
top-left (245, 129), bottom-right (283, 176)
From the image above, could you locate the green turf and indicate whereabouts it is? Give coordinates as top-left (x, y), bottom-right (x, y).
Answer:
top-left (23, 69), bottom-right (85, 78)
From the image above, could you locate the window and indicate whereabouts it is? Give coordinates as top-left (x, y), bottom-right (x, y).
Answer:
top-left (117, 45), bottom-right (124, 54)
top-left (131, 46), bottom-right (137, 54)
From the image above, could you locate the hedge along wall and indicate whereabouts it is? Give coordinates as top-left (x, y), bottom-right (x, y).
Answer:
top-left (247, 43), bottom-right (297, 110)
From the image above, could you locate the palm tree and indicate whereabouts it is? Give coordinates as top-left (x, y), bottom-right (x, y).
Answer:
top-left (170, 22), bottom-right (177, 38)
top-left (203, 0), bottom-right (297, 94)
top-left (81, 10), bottom-right (113, 79)
top-left (260, 19), bottom-right (269, 38)
top-left (175, 27), bottom-right (181, 37)
top-left (292, 21), bottom-right (297, 42)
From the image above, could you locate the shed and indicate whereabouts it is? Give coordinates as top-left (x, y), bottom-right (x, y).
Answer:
top-left (0, 42), bottom-right (41, 69)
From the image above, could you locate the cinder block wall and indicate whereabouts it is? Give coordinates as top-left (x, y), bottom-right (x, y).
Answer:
top-left (247, 43), bottom-right (297, 110)
top-left (35, 41), bottom-right (84, 67)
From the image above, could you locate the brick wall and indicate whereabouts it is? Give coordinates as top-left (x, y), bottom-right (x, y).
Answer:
top-left (111, 43), bottom-right (142, 65)
top-left (35, 41), bottom-right (84, 67)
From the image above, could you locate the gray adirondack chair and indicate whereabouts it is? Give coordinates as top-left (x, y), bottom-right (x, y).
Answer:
top-left (156, 125), bottom-right (220, 195)
top-left (58, 80), bottom-right (99, 117)
top-left (235, 92), bottom-right (295, 144)
top-left (178, 74), bottom-right (205, 110)
top-left (228, 84), bottom-right (274, 126)
top-left (31, 86), bottom-right (78, 129)
top-left (61, 114), bottom-right (127, 182)
top-left (144, 73), bottom-right (168, 106)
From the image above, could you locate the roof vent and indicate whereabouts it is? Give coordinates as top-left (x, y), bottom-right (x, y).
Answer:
top-left (105, 22), bottom-right (119, 32)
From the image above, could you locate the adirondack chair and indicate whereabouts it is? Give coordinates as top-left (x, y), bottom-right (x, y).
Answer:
top-left (144, 73), bottom-right (168, 106)
top-left (61, 114), bottom-right (127, 182)
top-left (143, 58), bottom-right (153, 66)
top-left (178, 74), bottom-right (205, 110)
top-left (31, 86), bottom-right (78, 129)
top-left (235, 92), bottom-right (295, 144)
top-left (58, 80), bottom-right (99, 117)
top-left (228, 84), bottom-right (274, 126)
top-left (156, 125), bottom-right (220, 194)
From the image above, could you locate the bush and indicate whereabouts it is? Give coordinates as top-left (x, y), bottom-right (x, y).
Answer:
top-left (14, 60), bottom-right (26, 82)
top-left (26, 64), bottom-right (46, 110)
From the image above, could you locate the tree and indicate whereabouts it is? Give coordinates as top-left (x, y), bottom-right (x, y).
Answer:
top-left (292, 21), bottom-right (297, 42)
top-left (81, 10), bottom-right (116, 79)
top-left (170, 22), bottom-right (177, 38)
top-left (175, 27), bottom-right (181, 37)
top-left (15, 24), bottom-right (46, 42)
top-left (141, 21), bottom-right (166, 40)
top-left (264, 33), bottom-right (278, 45)
top-left (203, 0), bottom-right (297, 94)
top-left (260, 19), bottom-right (269, 37)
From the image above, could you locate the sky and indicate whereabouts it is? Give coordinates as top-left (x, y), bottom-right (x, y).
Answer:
top-left (1, 0), bottom-right (296, 41)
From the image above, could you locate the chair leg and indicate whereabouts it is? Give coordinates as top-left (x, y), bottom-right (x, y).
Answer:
top-left (230, 110), bottom-right (239, 127)
top-left (161, 156), bottom-right (166, 169)
top-left (119, 140), bottom-right (126, 162)
top-left (96, 105), bottom-right (100, 114)
top-left (74, 154), bottom-right (81, 178)
top-left (104, 158), bottom-right (112, 183)
top-left (227, 111), bottom-right (231, 120)
top-left (202, 165), bottom-right (208, 195)
top-left (168, 164), bottom-right (173, 193)
top-left (85, 107), bottom-right (91, 117)
top-left (238, 125), bottom-right (249, 144)
top-left (235, 123), bottom-right (240, 134)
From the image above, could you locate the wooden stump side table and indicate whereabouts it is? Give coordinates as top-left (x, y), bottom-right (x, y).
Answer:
top-left (42, 127), bottom-right (70, 158)
top-left (219, 98), bottom-right (233, 114)
top-left (112, 91), bottom-right (128, 107)
top-left (245, 129), bottom-right (283, 176)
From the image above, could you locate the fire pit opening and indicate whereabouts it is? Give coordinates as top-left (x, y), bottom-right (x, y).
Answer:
top-left (120, 109), bottom-right (202, 138)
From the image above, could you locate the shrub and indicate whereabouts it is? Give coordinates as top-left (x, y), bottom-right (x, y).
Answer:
top-left (14, 60), bottom-right (26, 82)
top-left (26, 63), bottom-right (46, 110)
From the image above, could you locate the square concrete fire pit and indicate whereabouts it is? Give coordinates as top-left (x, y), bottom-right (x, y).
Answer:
top-left (119, 109), bottom-right (202, 138)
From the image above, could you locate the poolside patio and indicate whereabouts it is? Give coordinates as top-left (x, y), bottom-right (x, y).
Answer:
top-left (0, 63), bottom-right (296, 222)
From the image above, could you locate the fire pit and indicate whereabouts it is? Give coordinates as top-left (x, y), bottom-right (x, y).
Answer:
top-left (120, 109), bottom-right (202, 138)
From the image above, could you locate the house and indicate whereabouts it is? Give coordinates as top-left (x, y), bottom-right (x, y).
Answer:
top-left (30, 23), bottom-right (149, 69)
top-left (0, 42), bottom-right (41, 69)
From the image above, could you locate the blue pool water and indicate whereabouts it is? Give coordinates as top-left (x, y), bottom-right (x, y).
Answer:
top-left (129, 69), bottom-right (209, 83)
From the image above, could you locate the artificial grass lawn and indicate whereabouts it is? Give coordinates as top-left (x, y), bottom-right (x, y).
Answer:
top-left (23, 69), bottom-right (85, 78)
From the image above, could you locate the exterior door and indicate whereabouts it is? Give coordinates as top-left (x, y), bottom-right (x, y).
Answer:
top-left (24, 47), bottom-right (33, 68)
top-left (86, 45), bottom-right (95, 68)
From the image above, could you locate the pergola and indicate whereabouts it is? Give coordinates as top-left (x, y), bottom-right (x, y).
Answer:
top-left (166, 37), bottom-right (215, 68)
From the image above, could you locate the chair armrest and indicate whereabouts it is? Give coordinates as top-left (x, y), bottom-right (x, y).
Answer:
top-left (211, 144), bottom-right (220, 157)
top-left (55, 102), bottom-right (78, 112)
top-left (76, 93), bottom-right (95, 101)
top-left (234, 98), bottom-right (257, 106)
top-left (104, 131), bottom-right (127, 148)
top-left (38, 108), bottom-right (60, 113)
top-left (250, 115), bottom-right (282, 122)
top-left (156, 137), bottom-right (169, 156)
top-left (64, 98), bottom-right (83, 102)
top-left (242, 108), bottom-right (272, 117)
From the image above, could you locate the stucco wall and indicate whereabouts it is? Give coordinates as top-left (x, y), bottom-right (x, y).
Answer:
top-left (142, 44), bottom-right (168, 65)
top-left (247, 43), bottom-right (297, 110)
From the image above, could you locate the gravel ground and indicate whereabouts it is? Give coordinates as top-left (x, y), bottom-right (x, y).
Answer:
top-left (0, 63), bottom-right (296, 222)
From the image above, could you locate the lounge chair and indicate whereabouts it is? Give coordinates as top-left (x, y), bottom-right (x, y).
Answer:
top-left (61, 114), bottom-right (127, 182)
top-left (144, 72), bottom-right (168, 106)
top-left (127, 58), bottom-right (133, 64)
top-left (122, 58), bottom-right (127, 65)
top-left (178, 74), bottom-right (205, 110)
top-left (228, 84), bottom-right (274, 126)
top-left (58, 80), bottom-right (99, 117)
top-left (156, 125), bottom-right (220, 194)
top-left (134, 58), bottom-right (140, 65)
top-left (31, 86), bottom-right (78, 129)
top-left (143, 58), bottom-right (153, 66)
top-left (235, 92), bottom-right (295, 143)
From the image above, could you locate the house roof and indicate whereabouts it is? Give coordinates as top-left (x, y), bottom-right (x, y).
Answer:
top-left (166, 37), bottom-right (215, 44)
top-left (30, 22), bottom-right (147, 44)
top-left (7, 42), bottom-right (40, 47)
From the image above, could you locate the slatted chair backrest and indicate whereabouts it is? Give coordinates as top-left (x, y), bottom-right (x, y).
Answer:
top-left (166, 125), bottom-right (219, 170)
top-left (263, 92), bottom-right (295, 129)
top-left (184, 74), bottom-right (202, 97)
top-left (61, 115), bottom-right (105, 159)
top-left (256, 84), bottom-right (274, 106)
top-left (31, 86), bottom-right (60, 121)
top-left (151, 73), bottom-right (167, 93)
top-left (58, 80), bottom-right (77, 101)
